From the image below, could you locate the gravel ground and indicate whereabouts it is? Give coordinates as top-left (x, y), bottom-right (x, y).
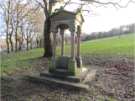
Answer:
top-left (1, 55), bottom-right (135, 101)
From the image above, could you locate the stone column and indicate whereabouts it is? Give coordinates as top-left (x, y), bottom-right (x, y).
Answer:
top-left (51, 32), bottom-right (57, 71)
top-left (68, 29), bottom-right (77, 75)
top-left (77, 34), bottom-right (80, 58)
top-left (76, 26), bottom-right (82, 67)
top-left (77, 27), bottom-right (81, 58)
top-left (71, 31), bottom-right (75, 59)
top-left (60, 29), bottom-right (64, 56)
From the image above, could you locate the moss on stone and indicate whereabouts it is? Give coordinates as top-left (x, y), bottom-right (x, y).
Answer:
top-left (49, 60), bottom-right (55, 73)
top-left (68, 59), bottom-right (77, 76)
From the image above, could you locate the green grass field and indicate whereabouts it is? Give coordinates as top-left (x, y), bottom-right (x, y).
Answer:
top-left (1, 33), bottom-right (134, 75)
top-left (81, 33), bottom-right (134, 56)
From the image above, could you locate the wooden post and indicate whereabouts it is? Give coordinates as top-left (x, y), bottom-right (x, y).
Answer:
top-left (60, 29), bottom-right (64, 56)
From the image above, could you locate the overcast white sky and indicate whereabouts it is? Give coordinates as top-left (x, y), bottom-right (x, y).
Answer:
top-left (65, 0), bottom-right (135, 33)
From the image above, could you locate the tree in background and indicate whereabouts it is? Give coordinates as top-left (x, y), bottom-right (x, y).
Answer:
top-left (0, 0), bottom-right (12, 53)
top-left (0, 0), bottom-right (42, 52)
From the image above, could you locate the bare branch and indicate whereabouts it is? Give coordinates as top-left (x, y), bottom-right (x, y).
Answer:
top-left (43, 0), bottom-right (49, 17)
top-left (35, 0), bottom-right (45, 8)
top-left (63, 0), bottom-right (72, 8)
top-left (89, 0), bottom-right (134, 8)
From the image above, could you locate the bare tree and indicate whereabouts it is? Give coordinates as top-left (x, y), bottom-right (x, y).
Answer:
top-left (6, 0), bottom-right (10, 53)
top-left (0, 0), bottom-right (41, 52)
top-left (13, 0), bottom-right (26, 52)
top-left (11, 0), bottom-right (37, 51)
top-left (9, 17), bottom-right (14, 52)
top-left (0, 0), bottom-right (13, 53)
top-left (25, 8), bottom-right (44, 49)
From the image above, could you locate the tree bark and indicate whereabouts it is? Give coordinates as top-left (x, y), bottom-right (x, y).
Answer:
top-left (26, 40), bottom-right (29, 51)
top-left (9, 34), bottom-right (13, 52)
top-left (26, 34), bottom-right (29, 51)
top-left (5, 0), bottom-right (10, 53)
top-left (36, 38), bottom-right (39, 48)
top-left (30, 39), bottom-right (32, 49)
top-left (15, 4), bottom-right (19, 52)
top-left (9, 23), bottom-right (14, 52)
top-left (43, 17), bottom-right (53, 57)
top-left (18, 26), bottom-right (24, 51)
top-left (6, 34), bottom-right (10, 53)
top-left (15, 22), bottom-right (18, 52)
top-left (18, 41), bottom-right (22, 51)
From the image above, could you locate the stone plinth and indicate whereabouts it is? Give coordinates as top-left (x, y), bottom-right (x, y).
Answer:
top-left (49, 56), bottom-right (84, 76)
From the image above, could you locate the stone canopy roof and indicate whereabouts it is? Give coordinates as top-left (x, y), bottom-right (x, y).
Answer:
top-left (50, 9), bottom-right (84, 32)
top-left (50, 10), bottom-right (84, 23)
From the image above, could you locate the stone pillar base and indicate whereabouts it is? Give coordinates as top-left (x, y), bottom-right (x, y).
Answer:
top-left (49, 56), bottom-right (84, 76)
top-left (68, 59), bottom-right (77, 76)
top-left (76, 56), bottom-right (82, 68)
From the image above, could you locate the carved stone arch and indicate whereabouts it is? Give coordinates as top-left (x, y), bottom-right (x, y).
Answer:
top-left (51, 21), bottom-right (74, 32)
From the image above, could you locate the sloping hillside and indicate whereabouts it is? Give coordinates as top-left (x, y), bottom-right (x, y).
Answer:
top-left (80, 33), bottom-right (134, 56)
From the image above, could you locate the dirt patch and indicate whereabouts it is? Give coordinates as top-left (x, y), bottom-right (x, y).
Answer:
top-left (1, 56), bottom-right (134, 101)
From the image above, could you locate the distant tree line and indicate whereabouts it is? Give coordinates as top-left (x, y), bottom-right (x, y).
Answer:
top-left (82, 23), bottom-right (135, 41)
top-left (0, 0), bottom-right (44, 53)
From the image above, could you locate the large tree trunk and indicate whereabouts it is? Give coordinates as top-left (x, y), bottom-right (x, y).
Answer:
top-left (43, 17), bottom-right (53, 57)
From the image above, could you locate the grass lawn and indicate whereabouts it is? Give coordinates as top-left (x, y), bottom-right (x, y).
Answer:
top-left (1, 48), bottom-right (44, 75)
top-left (61, 33), bottom-right (134, 57)
top-left (1, 33), bottom-right (134, 75)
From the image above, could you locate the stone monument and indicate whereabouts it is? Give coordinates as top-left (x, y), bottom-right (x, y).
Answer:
top-left (39, 10), bottom-right (91, 89)
top-left (27, 7), bottom-right (96, 90)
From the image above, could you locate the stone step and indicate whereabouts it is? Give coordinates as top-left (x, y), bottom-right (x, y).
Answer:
top-left (54, 69), bottom-right (69, 76)
top-left (55, 69), bottom-right (68, 73)
top-left (24, 75), bottom-right (89, 90)
top-left (40, 72), bottom-right (81, 83)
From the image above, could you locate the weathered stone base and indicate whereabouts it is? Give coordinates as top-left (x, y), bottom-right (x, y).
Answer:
top-left (25, 68), bottom-right (97, 90)
top-left (25, 74), bottom-right (89, 90)
top-left (41, 67), bottom-right (88, 83)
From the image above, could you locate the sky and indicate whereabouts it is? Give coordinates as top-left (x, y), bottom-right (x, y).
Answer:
top-left (65, 0), bottom-right (135, 33)
top-left (82, 3), bottom-right (135, 33)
